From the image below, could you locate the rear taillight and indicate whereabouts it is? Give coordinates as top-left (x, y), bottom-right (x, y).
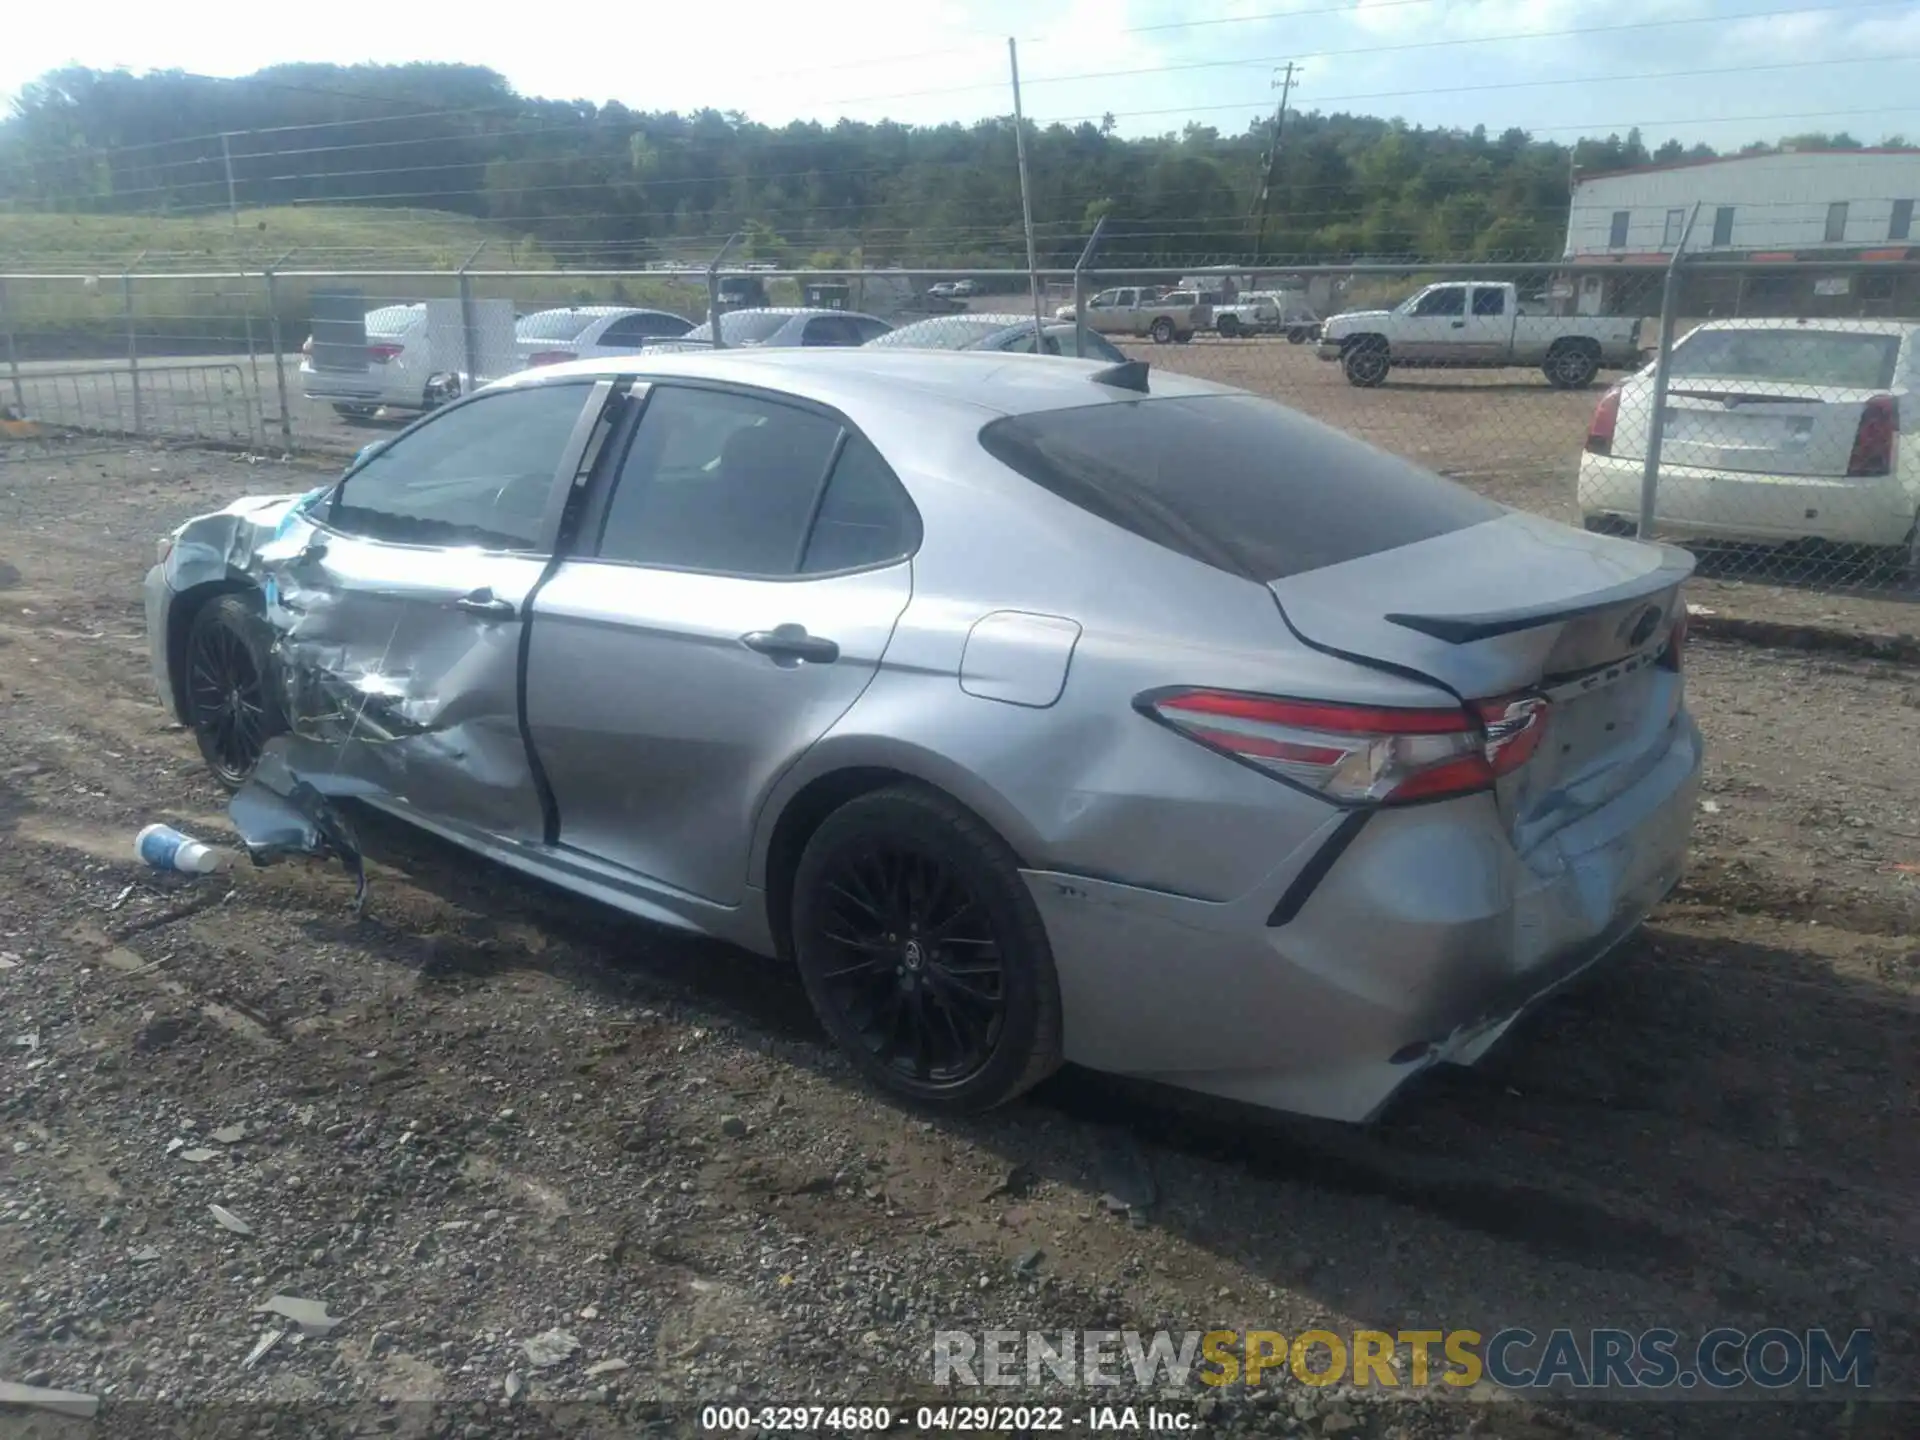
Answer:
top-left (526, 350), bottom-right (575, 367)
top-left (1140, 689), bottom-right (1549, 805)
top-left (1846, 394), bottom-right (1897, 476)
top-left (1586, 385), bottom-right (1622, 455)
top-left (367, 342), bottom-right (405, 363)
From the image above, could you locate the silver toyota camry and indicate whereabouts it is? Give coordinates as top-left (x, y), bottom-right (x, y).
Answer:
top-left (143, 348), bottom-right (1701, 1123)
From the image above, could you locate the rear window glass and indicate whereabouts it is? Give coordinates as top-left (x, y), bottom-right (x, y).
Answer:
top-left (364, 305), bottom-right (419, 336)
top-left (517, 310), bottom-right (598, 342)
top-left (683, 312), bottom-right (790, 345)
top-left (1670, 329), bottom-right (1902, 389)
top-left (978, 394), bottom-right (1502, 582)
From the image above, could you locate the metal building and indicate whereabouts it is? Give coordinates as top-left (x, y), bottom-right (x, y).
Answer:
top-left (1562, 149), bottom-right (1920, 318)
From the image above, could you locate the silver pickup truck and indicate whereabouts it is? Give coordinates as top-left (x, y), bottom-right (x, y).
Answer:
top-left (1214, 290), bottom-right (1322, 343)
top-left (1318, 281), bottom-right (1644, 388)
top-left (1054, 286), bottom-right (1212, 344)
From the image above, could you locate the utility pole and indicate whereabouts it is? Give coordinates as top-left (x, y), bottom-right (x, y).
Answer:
top-left (1009, 38), bottom-right (1047, 346)
top-left (1250, 63), bottom-right (1299, 264)
top-left (221, 133), bottom-right (240, 229)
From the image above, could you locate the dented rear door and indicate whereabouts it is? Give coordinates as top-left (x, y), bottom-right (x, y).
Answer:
top-left (257, 379), bottom-right (611, 841)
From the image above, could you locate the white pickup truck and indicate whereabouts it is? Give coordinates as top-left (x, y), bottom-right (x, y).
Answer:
top-left (1317, 281), bottom-right (1643, 389)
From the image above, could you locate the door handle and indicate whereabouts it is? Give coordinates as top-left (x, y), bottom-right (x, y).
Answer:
top-left (1450, 320), bottom-right (1467, 328)
top-left (742, 624), bottom-right (839, 665)
top-left (455, 590), bottom-right (516, 619)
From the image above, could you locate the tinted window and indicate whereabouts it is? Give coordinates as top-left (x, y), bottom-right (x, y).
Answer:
top-left (1890, 200), bottom-right (1913, 242)
top-left (330, 383), bottom-right (589, 549)
top-left (978, 394), bottom-right (1502, 583)
top-left (517, 310), bottom-right (598, 342)
top-left (801, 435), bottom-right (918, 573)
top-left (802, 315), bottom-right (864, 347)
top-left (1090, 290), bottom-right (1119, 307)
top-left (1609, 210), bottom-right (1630, 247)
top-left (1670, 329), bottom-right (1901, 389)
top-left (1712, 206), bottom-right (1736, 247)
top-left (683, 312), bottom-right (791, 345)
top-left (597, 387), bottom-right (842, 575)
top-left (1412, 287), bottom-right (1465, 317)
top-left (849, 316), bottom-right (892, 343)
top-left (601, 312), bottom-right (692, 346)
top-left (1471, 287), bottom-right (1506, 317)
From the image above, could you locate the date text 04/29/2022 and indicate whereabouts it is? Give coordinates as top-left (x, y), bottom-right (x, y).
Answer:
top-left (697, 1405), bottom-right (1195, 1431)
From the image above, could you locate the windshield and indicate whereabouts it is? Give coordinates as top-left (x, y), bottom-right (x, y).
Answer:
top-left (869, 317), bottom-right (1017, 349)
top-left (681, 312), bottom-right (790, 345)
top-left (1669, 329), bottom-right (1902, 390)
top-left (516, 310), bottom-right (599, 342)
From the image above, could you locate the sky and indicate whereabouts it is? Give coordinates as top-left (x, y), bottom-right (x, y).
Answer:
top-left (5, 0), bottom-right (1920, 150)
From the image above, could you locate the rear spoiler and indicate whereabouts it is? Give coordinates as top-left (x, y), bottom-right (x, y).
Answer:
top-left (1385, 546), bottom-right (1693, 644)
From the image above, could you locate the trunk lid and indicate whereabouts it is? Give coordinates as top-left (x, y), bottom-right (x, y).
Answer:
top-left (1268, 510), bottom-right (1691, 831)
top-left (1610, 376), bottom-right (1886, 477)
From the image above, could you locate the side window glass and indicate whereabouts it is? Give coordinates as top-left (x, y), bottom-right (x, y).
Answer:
top-left (330, 383), bottom-right (590, 549)
top-left (1471, 287), bottom-right (1506, 317)
top-left (1414, 287), bottom-right (1466, 317)
top-left (1091, 290), bottom-right (1117, 308)
top-left (599, 316), bottom-right (649, 347)
top-left (596, 387), bottom-right (841, 576)
top-left (801, 434), bottom-right (918, 574)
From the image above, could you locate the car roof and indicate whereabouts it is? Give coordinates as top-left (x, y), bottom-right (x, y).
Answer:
top-left (715, 307), bottom-right (888, 322)
top-left (521, 305), bottom-right (681, 319)
top-left (495, 346), bottom-right (1228, 417)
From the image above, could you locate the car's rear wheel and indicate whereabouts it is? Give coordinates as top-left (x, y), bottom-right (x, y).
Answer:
top-left (184, 593), bottom-right (282, 789)
top-left (1149, 318), bottom-right (1175, 344)
top-left (1544, 341), bottom-right (1601, 390)
top-left (790, 785), bottom-right (1062, 1112)
top-left (1217, 315), bottom-right (1241, 339)
top-left (1287, 327), bottom-right (1311, 345)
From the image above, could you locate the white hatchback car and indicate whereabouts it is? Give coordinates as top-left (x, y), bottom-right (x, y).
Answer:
top-left (1578, 318), bottom-right (1918, 574)
top-left (516, 306), bottom-right (696, 369)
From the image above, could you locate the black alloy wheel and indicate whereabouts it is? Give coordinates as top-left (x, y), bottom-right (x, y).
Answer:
top-left (791, 786), bottom-right (1061, 1111)
top-left (185, 594), bottom-right (278, 787)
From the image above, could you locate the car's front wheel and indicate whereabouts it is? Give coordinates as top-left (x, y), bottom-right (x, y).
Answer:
top-left (1149, 317), bottom-right (1175, 344)
top-left (1342, 338), bottom-right (1390, 386)
top-left (790, 785), bottom-right (1062, 1112)
top-left (183, 592), bottom-right (283, 789)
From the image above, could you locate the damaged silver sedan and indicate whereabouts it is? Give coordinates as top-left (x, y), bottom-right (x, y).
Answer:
top-left (144, 349), bottom-right (1701, 1122)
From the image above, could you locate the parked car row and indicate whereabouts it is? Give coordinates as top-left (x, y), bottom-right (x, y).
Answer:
top-left (298, 302), bottom-right (1135, 419)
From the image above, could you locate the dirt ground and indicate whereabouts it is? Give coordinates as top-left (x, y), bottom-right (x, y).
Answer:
top-left (0, 443), bottom-right (1916, 1438)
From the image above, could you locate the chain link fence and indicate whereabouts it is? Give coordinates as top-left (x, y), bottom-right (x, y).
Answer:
top-left (3, 256), bottom-right (1917, 604)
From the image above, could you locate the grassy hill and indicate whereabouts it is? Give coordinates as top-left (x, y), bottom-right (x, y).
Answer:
top-left (0, 206), bottom-right (537, 272)
top-left (0, 207), bottom-right (723, 357)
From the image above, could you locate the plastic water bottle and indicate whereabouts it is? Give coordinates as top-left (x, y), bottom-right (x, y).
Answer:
top-left (135, 824), bottom-right (231, 875)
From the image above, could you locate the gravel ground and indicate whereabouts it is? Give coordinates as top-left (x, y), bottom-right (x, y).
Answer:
top-left (0, 443), bottom-right (1916, 1439)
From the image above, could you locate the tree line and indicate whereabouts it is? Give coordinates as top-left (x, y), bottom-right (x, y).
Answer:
top-left (0, 63), bottom-right (1903, 265)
